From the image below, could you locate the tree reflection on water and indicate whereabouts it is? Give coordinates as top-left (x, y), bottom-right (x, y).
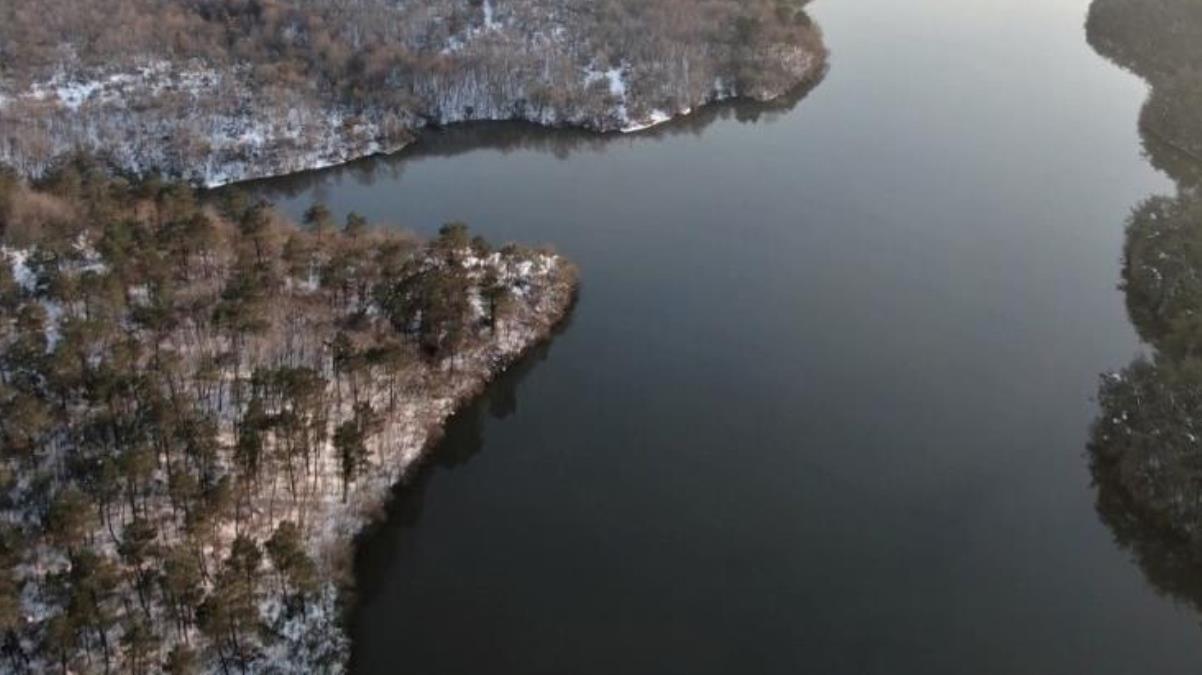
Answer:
top-left (1087, 0), bottom-right (1202, 607)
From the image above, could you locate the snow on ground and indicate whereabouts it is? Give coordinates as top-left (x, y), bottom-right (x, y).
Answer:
top-left (621, 109), bottom-right (674, 133)
top-left (16, 61), bottom-right (196, 111)
top-left (582, 64), bottom-right (627, 98)
top-left (0, 61), bottom-right (410, 187)
top-left (4, 241), bottom-right (108, 351)
top-left (483, 0), bottom-right (500, 30)
top-left (603, 67), bottom-right (626, 98)
top-left (1, 247), bottom-right (36, 291)
top-left (581, 62), bottom-right (725, 133)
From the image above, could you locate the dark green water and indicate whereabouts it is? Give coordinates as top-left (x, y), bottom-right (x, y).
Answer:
top-left (251, 0), bottom-right (1202, 671)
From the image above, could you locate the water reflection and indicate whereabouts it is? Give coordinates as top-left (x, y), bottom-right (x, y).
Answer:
top-left (1087, 0), bottom-right (1202, 188)
top-left (1087, 0), bottom-right (1202, 604)
top-left (1094, 467), bottom-right (1202, 613)
top-left (244, 77), bottom-right (825, 202)
top-left (347, 326), bottom-right (564, 669)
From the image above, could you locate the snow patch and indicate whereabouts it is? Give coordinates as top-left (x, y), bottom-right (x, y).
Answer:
top-left (1, 247), bottom-right (36, 291)
top-left (483, 0), bottom-right (500, 30)
top-left (621, 109), bottom-right (673, 133)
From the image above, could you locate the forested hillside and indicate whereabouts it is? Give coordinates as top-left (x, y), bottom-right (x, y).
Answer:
top-left (0, 0), bottom-right (827, 185)
top-left (0, 156), bottom-right (577, 672)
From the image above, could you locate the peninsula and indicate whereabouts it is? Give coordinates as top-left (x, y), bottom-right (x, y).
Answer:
top-left (0, 159), bottom-right (576, 672)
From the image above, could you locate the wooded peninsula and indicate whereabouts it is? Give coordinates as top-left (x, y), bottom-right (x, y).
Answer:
top-left (0, 157), bottom-right (577, 673)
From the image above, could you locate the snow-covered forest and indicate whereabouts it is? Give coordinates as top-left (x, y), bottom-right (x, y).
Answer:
top-left (0, 156), bottom-right (577, 672)
top-left (0, 0), bottom-right (827, 185)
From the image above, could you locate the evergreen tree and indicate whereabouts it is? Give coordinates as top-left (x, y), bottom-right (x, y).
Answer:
top-left (266, 520), bottom-right (319, 601)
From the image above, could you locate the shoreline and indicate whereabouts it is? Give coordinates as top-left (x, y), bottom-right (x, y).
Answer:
top-left (204, 67), bottom-right (830, 191)
top-left (0, 38), bottom-right (829, 190)
top-left (279, 255), bottom-right (580, 672)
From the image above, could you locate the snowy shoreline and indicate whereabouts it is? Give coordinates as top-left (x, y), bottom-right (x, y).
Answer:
top-left (204, 70), bottom-right (825, 190)
top-left (0, 39), bottom-right (828, 189)
top-left (308, 273), bottom-right (579, 672)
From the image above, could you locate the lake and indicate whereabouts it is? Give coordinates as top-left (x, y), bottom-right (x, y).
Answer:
top-left (250, 0), bottom-right (1202, 671)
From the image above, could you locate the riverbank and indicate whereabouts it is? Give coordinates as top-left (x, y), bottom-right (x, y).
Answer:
top-left (265, 251), bottom-right (578, 672)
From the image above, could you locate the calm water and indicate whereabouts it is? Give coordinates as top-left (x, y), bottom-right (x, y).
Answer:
top-left (251, 0), bottom-right (1202, 671)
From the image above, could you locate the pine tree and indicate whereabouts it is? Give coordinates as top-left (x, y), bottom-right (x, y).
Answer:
top-left (266, 521), bottom-right (319, 603)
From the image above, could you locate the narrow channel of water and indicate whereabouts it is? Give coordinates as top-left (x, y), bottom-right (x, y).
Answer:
top-left (251, 0), bottom-right (1202, 671)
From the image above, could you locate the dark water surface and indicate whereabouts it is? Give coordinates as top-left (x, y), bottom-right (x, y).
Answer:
top-left (251, 0), bottom-right (1202, 672)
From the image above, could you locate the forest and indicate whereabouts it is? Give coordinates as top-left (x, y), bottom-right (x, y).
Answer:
top-left (0, 0), bottom-right (827, 184)
top-left (0, 156), bottom-right (577, 673)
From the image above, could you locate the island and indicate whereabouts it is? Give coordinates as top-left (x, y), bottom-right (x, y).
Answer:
top-left (0, 157), bottom-right (577, 672)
